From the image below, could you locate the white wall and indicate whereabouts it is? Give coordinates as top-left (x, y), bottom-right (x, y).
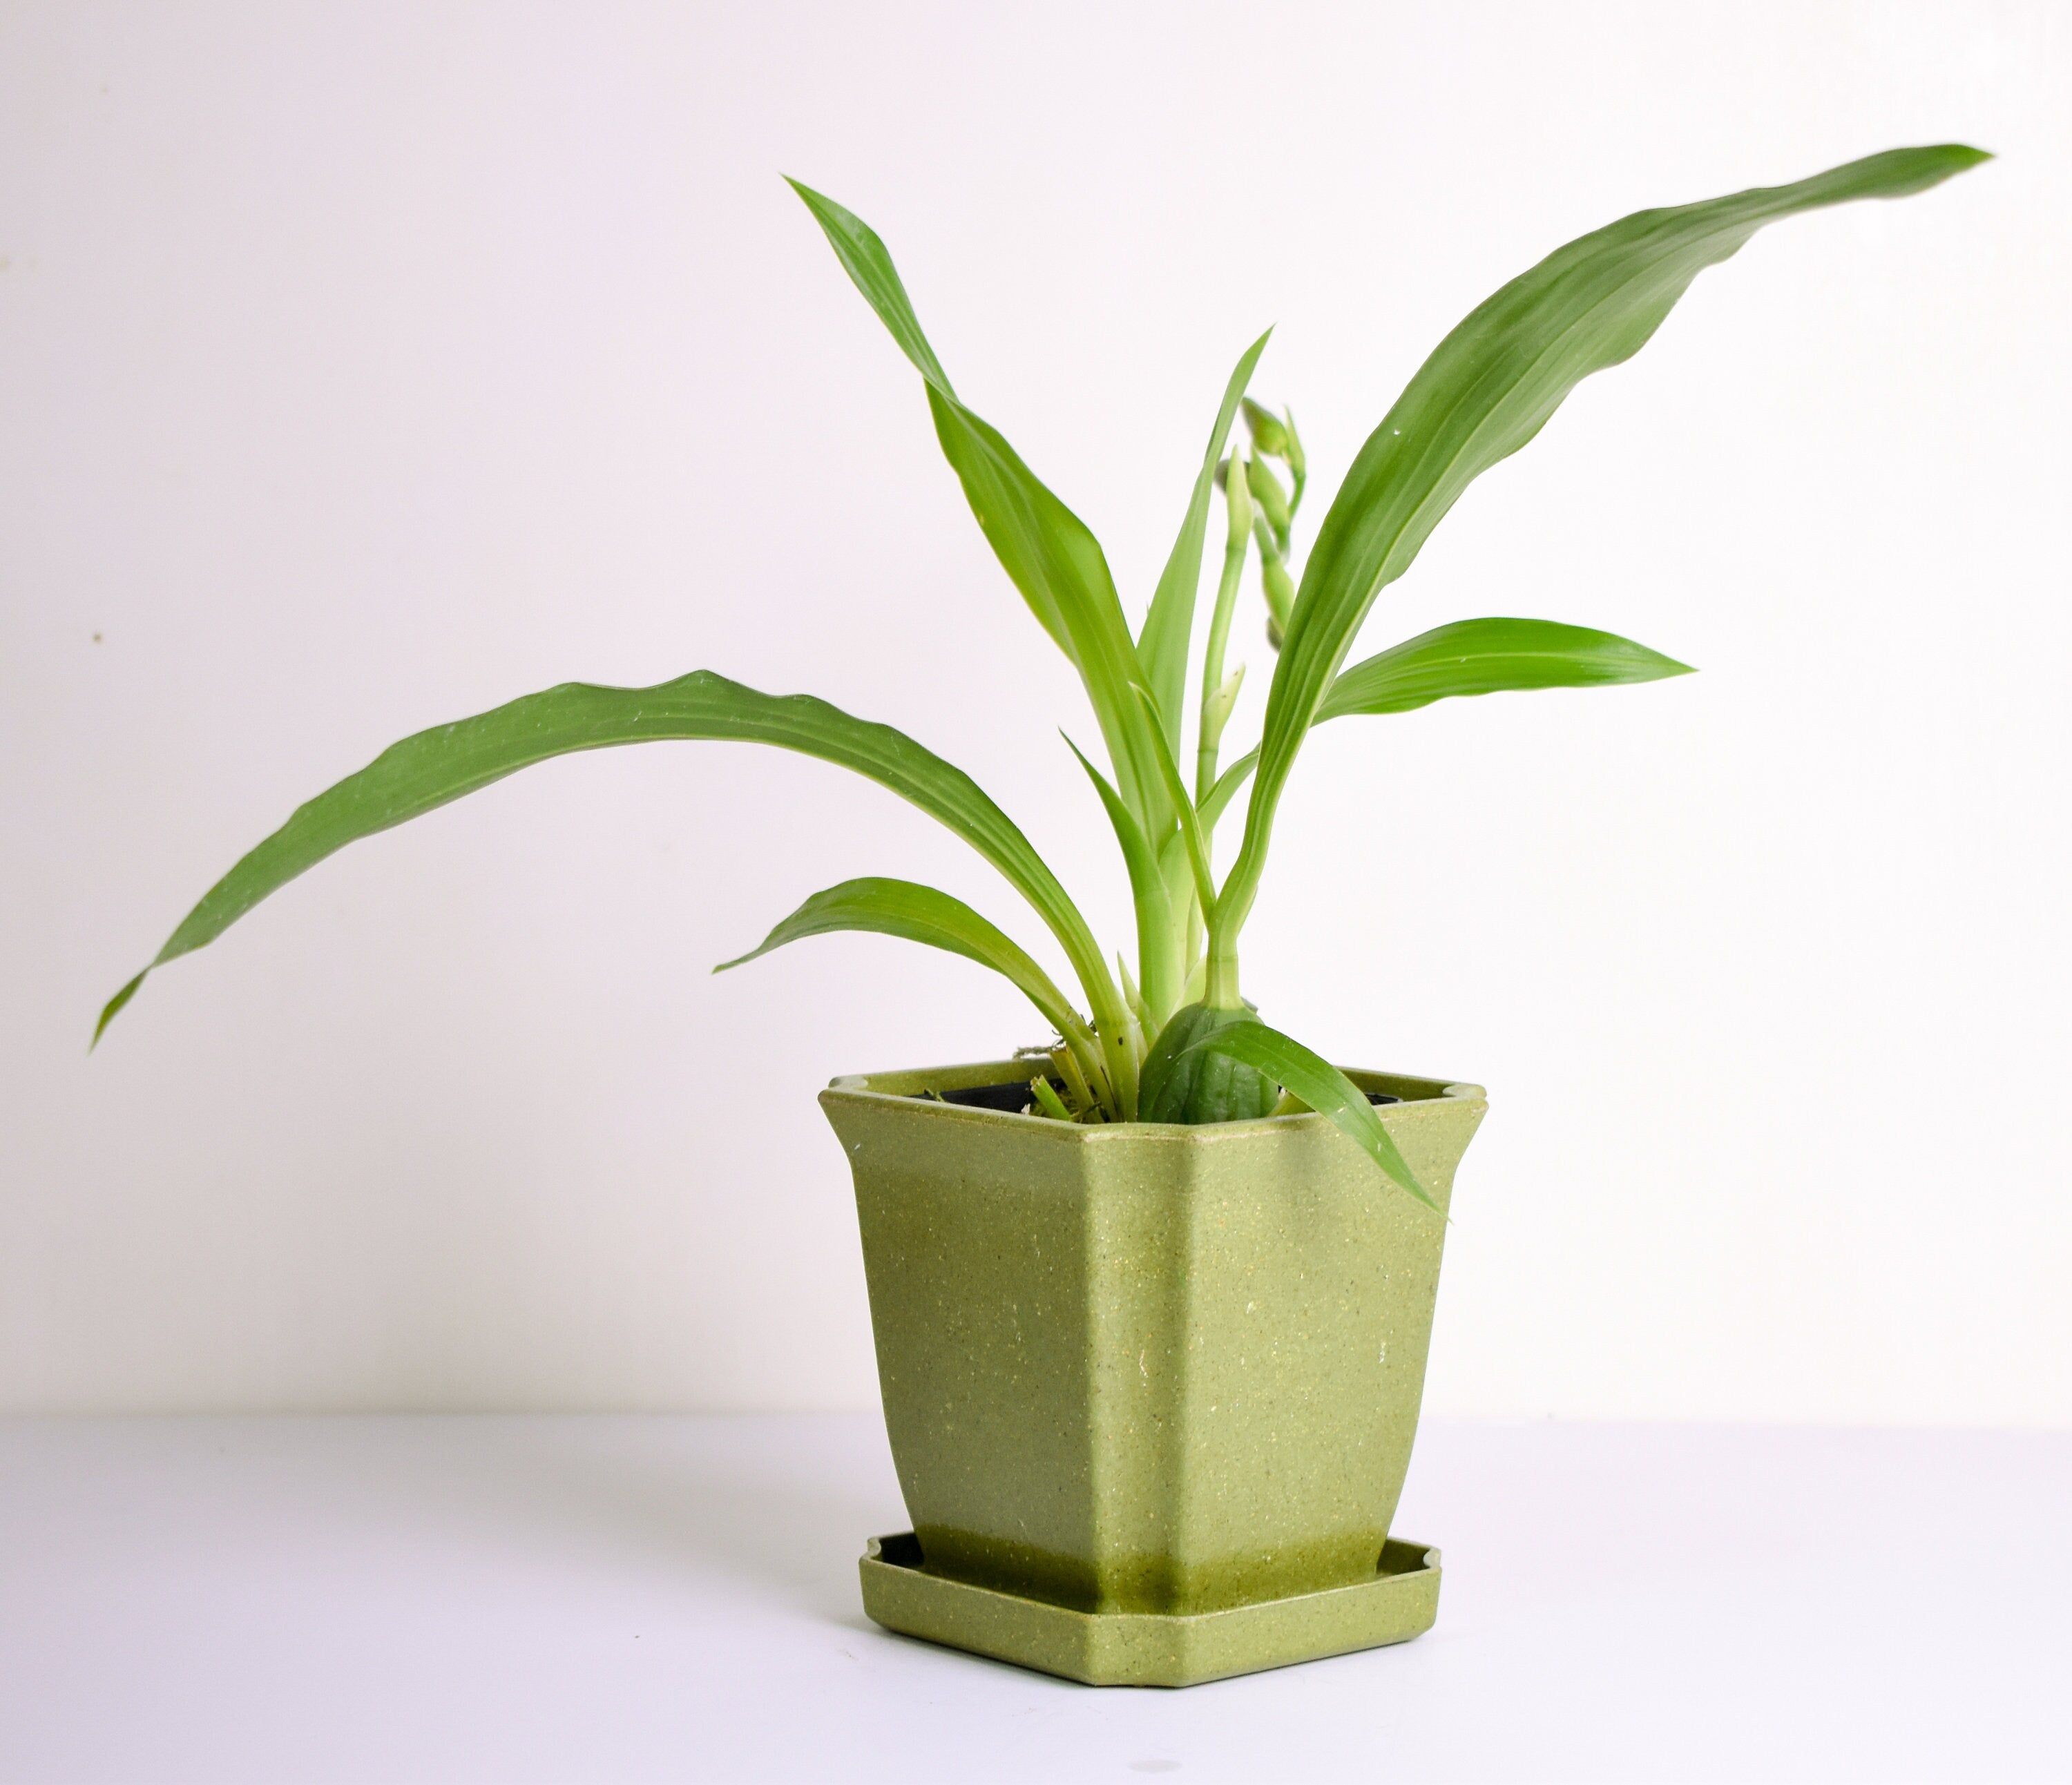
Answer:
top-left (3, 1), bottom-right (2066, 1422)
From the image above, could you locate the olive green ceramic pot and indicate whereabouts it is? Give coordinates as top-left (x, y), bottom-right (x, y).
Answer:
top-left (821, 1057), bottom-right (1485, 1683)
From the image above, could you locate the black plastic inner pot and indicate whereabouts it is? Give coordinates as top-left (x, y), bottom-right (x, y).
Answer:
top-left (917, 1081), bottom-right (1401, 1112)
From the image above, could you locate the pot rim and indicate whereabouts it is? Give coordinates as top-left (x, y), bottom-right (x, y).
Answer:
top-left (823, 1057), bottom-right (1484, 1142)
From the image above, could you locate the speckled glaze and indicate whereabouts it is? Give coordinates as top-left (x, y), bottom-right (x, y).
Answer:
top-left (821, 1059), bottom-right (1485, 1630)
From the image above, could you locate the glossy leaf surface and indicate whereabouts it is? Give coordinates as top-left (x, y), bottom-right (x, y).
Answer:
top-left (1180, 615), bottom-right (1686, 838)
top-left (1132, 686), bottom-right (1216, 921)
top-left (1214, 144), bottom-right (1989, 954)
top-left (1199, 748), bottom-right (1258, 833)
top-left (716, 876), bottom-right (1090, 1047)
top-left (788, 179), bottom-right (1169, 832)
top-left (97, 671), bottom-right (1112, 1040)
top-left (1317, 617), bottom-right (1692, 720)
top-left (1164, 1015), bottom-right (1432, 1206)
top-left (1064, 733), bottom-right (1178, 1024)
top-left (1138, 330), bottom-right (1272, 753)
top-left (1137, 1002), bottom-right (1276, 1125)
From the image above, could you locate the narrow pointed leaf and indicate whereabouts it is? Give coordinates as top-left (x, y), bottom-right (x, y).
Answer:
top-left (1117, 952), bottom-right (1153, 1036)
top-left (1132, 686), bottom-right (1216, 921)
top-left (1030, 1076), bottom-right (1075, 1122)
top-left (93, 972), bottom-right (146, 1045)
top-left (922, 387), bottom-right (1169, 824)
top-left (1063, 733), bottom-right (1164, 910)
top-left (783, 177), bottom-right (955, 398)
top-left (716, 876), bottom-right (1091, 1048)
top-left (97, 670), bottom-right (1120, 1039)
top-left (1199, 746), bottom-right (1258, 833)
top-left (1216, 144), bottom-right (1989, 949)
top-left (1318, 618), bottom-right (1692, 721)
top-left (1171, 1017), bottom-right (1433, 1207)
top-left (1063, 733), bottom-right (1176, 1021)
top-left (790, 178), bottom-right (1170, 831)
top-left (1138, 330), bottom-right (1273, 751)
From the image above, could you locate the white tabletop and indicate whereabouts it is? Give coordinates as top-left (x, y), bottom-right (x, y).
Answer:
top-left (2, 1414), bottom-right (2065, 1783)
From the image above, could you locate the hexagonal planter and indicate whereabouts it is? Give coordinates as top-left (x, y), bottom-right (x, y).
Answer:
top-left (821, 1057), bottom-right (1485, 1686)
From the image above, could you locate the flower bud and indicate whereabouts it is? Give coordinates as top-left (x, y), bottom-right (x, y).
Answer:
top-left (1280, 407), bottom-right (1306, 485)
top-left (1241, 397), bottom-right (1290, 460)
top-left (1245, 457), bottom-right (1292, 541)
top-left (1205, 662), bottom-right (1245, 739)
top-left (1222, 452), bottom-right (1253, 547)
top-left (1260, 550), bottom-right (1295, 633)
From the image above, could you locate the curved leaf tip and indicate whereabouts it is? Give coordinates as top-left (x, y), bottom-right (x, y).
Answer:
top-left (1156, 1011), bottom-right (1436, 1208)
top-left (1892, 143), bottom-right (1993, 182)
top-left (91, 971), bottom-right (147, 1049)
top-left (87, 668), bottom-right (1117, 1056)
top-left (709, 875), bottom-right (1097, 1073)
top-left (1214, 142), bottom-right (1988, 965)
top-left (1318, 618), bottom-right (1696, 723)
top-left (784, 175), bottom-right (957, 399)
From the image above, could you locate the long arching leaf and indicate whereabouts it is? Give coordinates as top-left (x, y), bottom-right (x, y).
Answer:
top-left (1212, 144), bottom-right (1988, 958)
top-left (715, 876), bottom-right (1093, 1051)
top-left (1165, 1016), bottom-right (1432, 1208)
top-left (787, 178), bottom-right (1171, 836)
top-left (1138, 330), bottom-right (1273, 753)
top-left (1318, 617), bottom-right (1692, 720)
top-left (96, 670), bottom-right (1118, 1042)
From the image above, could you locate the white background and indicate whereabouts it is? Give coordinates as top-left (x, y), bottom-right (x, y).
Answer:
top-left (3, 1), bottom-right (2066, 1425)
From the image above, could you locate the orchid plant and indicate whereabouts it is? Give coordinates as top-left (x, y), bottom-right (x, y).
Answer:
top-left (98, 145), bottom-right (1986, 1205)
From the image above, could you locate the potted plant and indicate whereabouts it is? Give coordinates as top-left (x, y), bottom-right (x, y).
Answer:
top-left (99, 144), bottom-right (1986, 1686)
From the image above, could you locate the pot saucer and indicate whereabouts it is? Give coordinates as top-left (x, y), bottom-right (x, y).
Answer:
top-left (858, 1532), bottom-right (1439, 1688)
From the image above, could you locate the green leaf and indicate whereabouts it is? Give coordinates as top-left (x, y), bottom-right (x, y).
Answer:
top-left (96, 670), bottom-right (1120, 1044)
top-left (1214, 144), bottom-right (1989, 957)
top-left (781, 178), bottom-right (955, 398)
top-left (1138, 331), bottom-right (1273, 753)
top-left (716, 876), bottom-right (1092, 1050)
top-left (1240, 397), bottom-right (1290, 461)
top-left (1202, 662), bottom-right (1245, 751)
top-left (1199, 746), bottom-right (1258, 833)
top-left (1062, 733), bottom-right (1178, 1024)
top-left (1030, 1075), bottom-right (1075, 1122)
top-left (1138, 1001), bottom-right (1276, 1124)
top-left (1318, 617), bottom-right (1692, 721)
top-left (1169, 1015), bottom-right (1433, 1207)
top-left (1244, 456), bottom-right (1292, 548)
top-left (1117, 952), bottom-right (1153, 1036)
top-left (1131, 686), bottom-right (1216, 923)
top-left (789, 177), bottom-right (1171, 835)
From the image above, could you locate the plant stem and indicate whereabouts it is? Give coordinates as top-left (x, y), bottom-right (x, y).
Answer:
top-left (1196, 528), bottom-right (1249, 805)
top-left (1205, 932), bottom-right (1242, 1010)
top-left (1198, 413), bottom-right (1306, 1009)
top-left (1133, 687), bottom-right (1218, 937)
top-left (1197, 456), bottom-right (1252, 806)
top-left (1183, 891), bottom-right (1202, 996)
top-left (1030, 1074), bottom-right (1075, 1122)
top-left (1190, 446), bottom-right (1268, 1010)
top-left (1109, 1017), bottom-right (1140, 1119)
top-left (1134, 878), bottom-right (1182, 1030)
top-left (1154, 836), bottom-right (1195, 1032)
